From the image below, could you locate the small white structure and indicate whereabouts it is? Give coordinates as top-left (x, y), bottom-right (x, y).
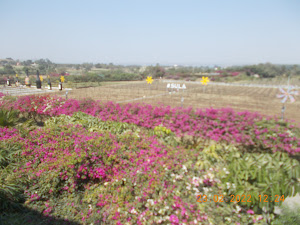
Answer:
top-left (166, 83), bottom-right (186, 90)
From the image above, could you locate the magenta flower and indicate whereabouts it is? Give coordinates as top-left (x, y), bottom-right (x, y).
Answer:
top-left (247, 209), bottom-right (255, 215)
top-left (170, 214), bottom-right (179, 223)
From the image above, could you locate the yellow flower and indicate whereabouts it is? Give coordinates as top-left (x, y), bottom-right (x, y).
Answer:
top-left (16, 74), bottom-right (18, 77)
top-left (201, 76), bottom-right (210, 85)
top-left (60, 76), bottom-right (65, 83)
top-left (146, 76), bottom-right (153, 84)
top-left (39, 75), bottom-right (43, 82)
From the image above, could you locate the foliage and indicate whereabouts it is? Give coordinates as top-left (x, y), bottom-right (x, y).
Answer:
top-left (44, 112), bottom-right (140, 136)
top-left (223, 151), bottom-right (300, 213)
top-left (0, 95), bottom-right (299, 224)
top-left (0, 137), bottom-right (25, 212)
top-left (66, 72), bottom-right (142, 83)
top-left (272, 206), bottom-right (300, 225)
top-left (1, 96), bottom-right (299, 156)
top-left (141, 64), bottom-right (166, 78)
top-left (1, 125), bottom-right (270, 224)
top-left (0, 109), bottom-right (19, 127)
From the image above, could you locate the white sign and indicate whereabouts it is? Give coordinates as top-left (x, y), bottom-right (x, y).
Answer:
top-left (167, 83), bottom-right (186, 89)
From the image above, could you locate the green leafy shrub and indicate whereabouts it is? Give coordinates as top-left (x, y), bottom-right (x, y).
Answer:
top-left (150, 125), bottom-right (178, 146)
top-left (0, 141), bottom-right (25, 212)
top-left (44, 112), bottom-right (140, 135)
top-left (0, 109), bottom-right (19, 127)
top-left (223, 151), bottom-right (300, 213)
top-left (273, 206), bottom-right (300, 225)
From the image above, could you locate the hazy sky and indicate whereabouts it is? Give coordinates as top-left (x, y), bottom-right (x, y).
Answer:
top-left (0, 0), bottom-right (300, 65)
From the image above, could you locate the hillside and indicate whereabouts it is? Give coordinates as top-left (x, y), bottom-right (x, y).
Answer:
top-left (0, 94), bottom-right (299, 225)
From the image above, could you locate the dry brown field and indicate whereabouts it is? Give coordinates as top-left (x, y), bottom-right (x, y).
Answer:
top-left (52, 81), bottom-right (300, 124)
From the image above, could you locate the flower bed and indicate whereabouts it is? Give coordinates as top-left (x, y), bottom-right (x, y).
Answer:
top-left (1, 125), bottom-right (273, 224)
top-left (0, 95), bottom-right (299, 224)
top-left (1, 95), bottom-right (299, 155)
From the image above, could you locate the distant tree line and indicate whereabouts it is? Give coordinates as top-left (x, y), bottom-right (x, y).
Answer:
top-left (226, 63), bottom-right (300, 78)
top-left (1, 58), bottom-right (299, 83)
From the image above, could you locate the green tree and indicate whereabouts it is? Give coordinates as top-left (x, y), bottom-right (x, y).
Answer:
top-left (82, 63), bottom-right (93, 72)
top-left (3, 65), bottom-right (15, 75)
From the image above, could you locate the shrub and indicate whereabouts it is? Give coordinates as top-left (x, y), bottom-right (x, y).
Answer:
top-left (273, 206), bottom-right (300, 225)
top-left (223, 151), bottom-right (300, 214)
top-left (0, 136), bottom-right (25, 212)
top-left (0, 109), bottom-right (19, 127)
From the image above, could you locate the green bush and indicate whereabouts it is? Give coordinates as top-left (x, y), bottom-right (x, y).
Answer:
top-left (0, 141), bottom-right (25, 212)
top-left (223, 151), bottom-right (300, 213)
top-left (273, 206), bottom-right (300, 225)
top-left (0, 110), bottom-right (19, 127)
top-left (44, 111), bottom-right (141, 136)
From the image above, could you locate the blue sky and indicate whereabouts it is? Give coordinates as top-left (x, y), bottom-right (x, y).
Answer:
top-left (0, 0), bottom-right (299, 65)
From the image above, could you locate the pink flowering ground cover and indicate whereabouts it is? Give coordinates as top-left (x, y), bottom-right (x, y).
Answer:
top-left (0, 95), bottom-right (299, 224)
top-left (1, 95), bottom-right (299, 155)
top-left (0, 124), bottom-right (267, 225)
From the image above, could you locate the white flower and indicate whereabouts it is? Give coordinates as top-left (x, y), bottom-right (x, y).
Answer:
top-left (104, 182), bottom-right (109, 186)
top-left (130, 208), bottom-right (137, 214)
top-left (226, 182), bottom-right (231, 189)
top-left (192, 177), bottom-right (202, 186)
top-left (225, 217), bottom-right (231, 222)
top-left (182, 165), bottom-right (187, 172)
top-left (147, 199), bottom-right (154, 206)
top-left (176, 175), bottom-right (182, 180)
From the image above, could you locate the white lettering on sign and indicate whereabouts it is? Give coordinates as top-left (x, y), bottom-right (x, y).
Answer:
top-left (167, 83), bottom-right (187, 89)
